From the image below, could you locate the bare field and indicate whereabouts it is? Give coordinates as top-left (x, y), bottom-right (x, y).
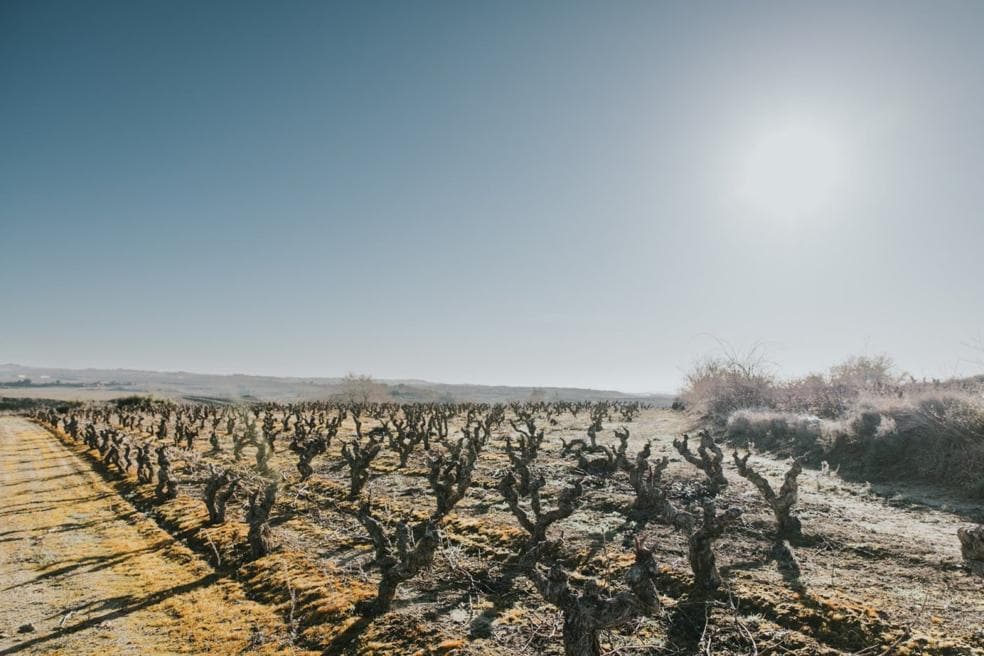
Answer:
top-left (8, 407), bottom-right (984, 655)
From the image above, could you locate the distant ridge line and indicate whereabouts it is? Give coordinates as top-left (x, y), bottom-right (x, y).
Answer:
top-left (0, 364), bottom-right (674, 404)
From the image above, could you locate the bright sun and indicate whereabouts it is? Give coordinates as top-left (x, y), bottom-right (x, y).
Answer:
top-left (737, 118), bottom-right (846, 220)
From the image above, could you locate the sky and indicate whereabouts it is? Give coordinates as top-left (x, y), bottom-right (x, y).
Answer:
top-left (2, 1), bottom-right (984, 393)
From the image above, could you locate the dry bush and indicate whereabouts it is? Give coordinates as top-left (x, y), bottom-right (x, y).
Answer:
top-left (726, 392), bottom-right (984, 498)
top-left (337, 372), bottom-right (390, 404)
top-left (829, 354), bottom-right (903, 391)
top-left (772, 373), bottom-right (857, 418)
top-left (680, 345), bottom-right (776, 423)
top-left (725, 410), bottom-right (833, 457)
top-left (834, 392), bottom-right (984, 498)
top-left (775, 354), bottom-right (903, 417)
top-left (683, 350), bottom-right (909, 425)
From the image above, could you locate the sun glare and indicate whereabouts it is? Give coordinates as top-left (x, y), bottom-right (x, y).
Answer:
top-left (737, 118), bottom-right (846, 221)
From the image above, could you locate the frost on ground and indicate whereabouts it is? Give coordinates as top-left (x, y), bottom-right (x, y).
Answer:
top-left (4, 406), bottom-right (983, 655)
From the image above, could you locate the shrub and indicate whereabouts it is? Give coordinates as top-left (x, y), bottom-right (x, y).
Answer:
top-left (682, 351), bottom-right (909, 424)
top-left (725, 393), bottom-right (984, 498)
top-left (725, 410), bottom-right (831, 457)
top-left (839, 393), bottom-right (984, 497)
top-left (829, 354), bottom-right (902, 391)
top-left (680, 356), bottom-right (775, 423)
top-left (773, 374), bottom-right (856, 418)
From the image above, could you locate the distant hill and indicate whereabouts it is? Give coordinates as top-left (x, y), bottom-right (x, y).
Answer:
top-left (0, 364), bottom-right (674, 405)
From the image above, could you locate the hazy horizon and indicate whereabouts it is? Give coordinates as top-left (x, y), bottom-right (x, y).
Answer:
top-left (4, 340), bottom-right (981, 396)
top-left (4, 1), bottom-right (984, 392)
top-left (1, 361), bottom-right (676, 395)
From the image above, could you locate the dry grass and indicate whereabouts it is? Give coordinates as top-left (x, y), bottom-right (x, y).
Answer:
top-left (724, 391), bottom-right (984, 498)
top-left (681, 351), bottom-right (984, 498)
top-left (0, 418), bottom-right (307, 655)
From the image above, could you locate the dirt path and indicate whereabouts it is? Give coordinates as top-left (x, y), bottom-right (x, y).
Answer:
top-left (0, 416), bottom-right (299, 655)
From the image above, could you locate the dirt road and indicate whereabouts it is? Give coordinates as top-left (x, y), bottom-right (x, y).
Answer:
top-left (0, 416), bottom-right (297, 655)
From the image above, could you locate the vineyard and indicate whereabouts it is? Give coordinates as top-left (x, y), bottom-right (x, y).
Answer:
top-left (10, 400), bottom-right (984, 655)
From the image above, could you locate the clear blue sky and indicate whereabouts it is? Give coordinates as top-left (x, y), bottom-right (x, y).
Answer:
top-left (2, 1), bottom-right (983, 392)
